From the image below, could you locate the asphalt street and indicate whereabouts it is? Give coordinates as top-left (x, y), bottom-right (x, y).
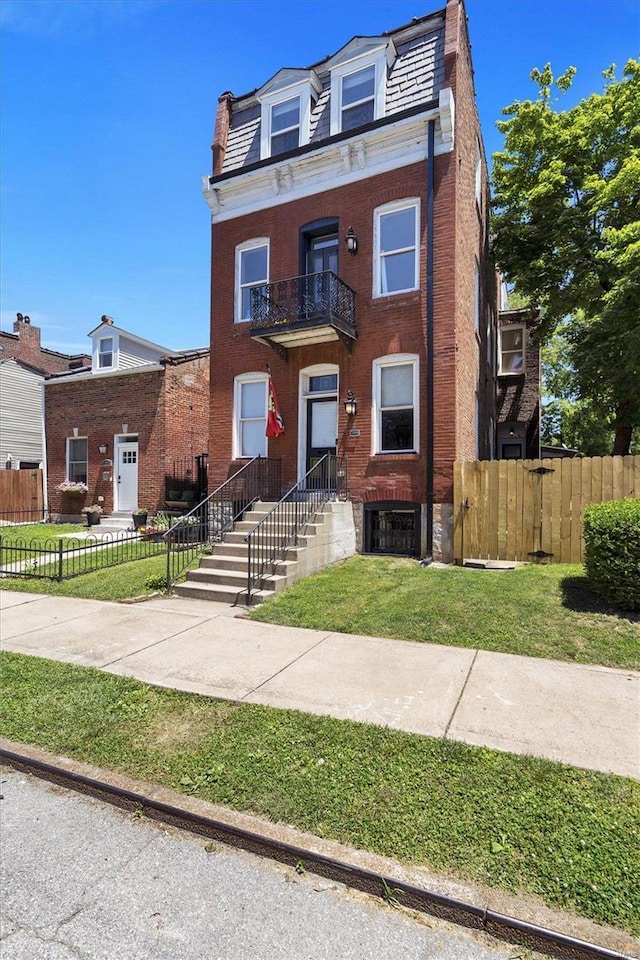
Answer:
top-left (0, 768), bottom-right (533, 960)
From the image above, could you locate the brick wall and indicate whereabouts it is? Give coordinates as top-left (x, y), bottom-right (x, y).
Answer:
top-left (0, 315), bottom-right (90, 373)
top-left (45, 356), bottom-right (209, 517)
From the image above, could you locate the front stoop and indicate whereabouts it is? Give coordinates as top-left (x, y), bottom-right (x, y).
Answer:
top-left (174, 500), bottom-right (355, 605)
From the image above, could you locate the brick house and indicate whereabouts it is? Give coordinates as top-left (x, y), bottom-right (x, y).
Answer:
top-left (496, 306), bottom-right (541, 460)
top-left (202, 0), bottom-right (497, 561)
top-left (0, 313), bottom-right (90, 375)
top-left (45, 318), bottom-right (209, 522)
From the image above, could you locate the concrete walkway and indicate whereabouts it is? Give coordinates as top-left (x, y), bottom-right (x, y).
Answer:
top-left (1, 590), bottom-right (638, 780)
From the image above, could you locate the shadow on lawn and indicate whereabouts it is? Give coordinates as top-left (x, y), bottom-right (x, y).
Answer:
top-left (560, 575), bottom-right (639, 623)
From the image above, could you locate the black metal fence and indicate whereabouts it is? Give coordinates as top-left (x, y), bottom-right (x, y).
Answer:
top-left (251, 271), bottom-right (356, 333)
top-left (0, 531), bottom-right (165, 582)
top-left (244, 454), bottom-right (347, 601)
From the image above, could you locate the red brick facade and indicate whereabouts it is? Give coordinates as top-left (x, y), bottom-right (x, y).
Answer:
top-left (205, 0), bottom-right (497, 558)
top-left (45, 355), bottom-right (209, 519)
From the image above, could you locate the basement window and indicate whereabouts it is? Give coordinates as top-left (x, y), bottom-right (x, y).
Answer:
top-left (364, 502), bottom-right (420, 557)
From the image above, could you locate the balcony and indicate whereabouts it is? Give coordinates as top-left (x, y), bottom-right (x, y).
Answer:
top-left (249, 271), bottom-right (356, 360)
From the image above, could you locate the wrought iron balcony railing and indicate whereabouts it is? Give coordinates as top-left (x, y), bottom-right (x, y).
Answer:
top-left (250, 271), bottom-right (356, 344)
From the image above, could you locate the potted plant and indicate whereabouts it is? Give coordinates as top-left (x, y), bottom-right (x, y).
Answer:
top-left (132, 508), bottom-right (148, 530)
top-left (138, 512), bottom-right (170, 542)
top-left (81, 504), bottom-right (103, 526)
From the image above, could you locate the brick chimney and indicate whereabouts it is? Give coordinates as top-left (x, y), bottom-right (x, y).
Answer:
top-left (13, 313), bottom-right (41, 351)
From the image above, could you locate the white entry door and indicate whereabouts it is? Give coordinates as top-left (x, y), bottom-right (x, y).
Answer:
top-left (116, 442), bottom-right (138, 512)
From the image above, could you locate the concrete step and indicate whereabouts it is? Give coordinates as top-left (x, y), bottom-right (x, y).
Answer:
top-left (174, 580), bottom-right (271, 605)
top-left (184, 567), bottom-right (287, 592)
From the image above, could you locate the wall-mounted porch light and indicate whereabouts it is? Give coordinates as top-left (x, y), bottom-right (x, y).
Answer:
top-left (344, 391), bottom-right (358, 418)
top-left (344, 226), bottom-right (358, 256)
top-left (98, 443), bottom-right (108, 454)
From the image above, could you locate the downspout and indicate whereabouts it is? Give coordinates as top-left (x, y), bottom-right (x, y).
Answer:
top-left (422, 118), bottom-right (436, 565)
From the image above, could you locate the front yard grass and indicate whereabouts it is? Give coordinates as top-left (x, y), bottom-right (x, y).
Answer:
top-left (250, 556), bottom-right (640, 670)
top-left (1, 651), bottom-right (638, 935)
top-left (0, 553), bottom-right (168, 601)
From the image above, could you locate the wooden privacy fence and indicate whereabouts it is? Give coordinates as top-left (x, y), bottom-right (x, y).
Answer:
top-left (0, 469), bottom-right (44, 522)
top-left (453, 455), bottom-right (640, 565)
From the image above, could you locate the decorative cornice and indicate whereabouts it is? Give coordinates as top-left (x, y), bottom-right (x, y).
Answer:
top-left (202, 96), bottom-right (453, 223)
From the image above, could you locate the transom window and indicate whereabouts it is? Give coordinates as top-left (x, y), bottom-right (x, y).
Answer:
top-left (67, 437), bottom-right (88, 484)
top-left (341, 65), bottom-right (375, 131)
top-left (271, 96), bottom-right (300, 155)
top-left (234, 374), bottom-right (268, 458)
top-left (499, 326), bottom-right (525, 375)
top-left (373, 355), bottom-right (419, 454)
top-left (309, 374), bottom-right (338, 393)
top-left (374, 200), bottom-right (419, 297)
top-left (236, 240), bottom-right (269, 323)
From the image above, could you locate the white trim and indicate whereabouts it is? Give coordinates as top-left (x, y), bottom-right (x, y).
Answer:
top-left (498, 324), bottom-right (526, 376)
top-left (66, 435), bottom-right (88, 484)
top-left (372, 354), bottom-right (419, 455)
top-left (97, 334), bottom-right (116, 371)
top-left (203, 105), bottom-right (453, 224)
top-left (258, 75), bottom-right (321, 160)
top-left (233, 372), bottom-right (269, 459)
top-left (373, 198), bottom-right (420, 298)
top-left (235, 238), bottom-right (269, 324)
top-left (474, 259), bottom-right (481, 333)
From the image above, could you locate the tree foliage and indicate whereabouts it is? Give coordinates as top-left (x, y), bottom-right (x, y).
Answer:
top-left (492, 60), bottom-right (640, 454)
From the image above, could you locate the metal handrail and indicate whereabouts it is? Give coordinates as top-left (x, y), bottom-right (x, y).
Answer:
top-left (165, 456), bottom-right (282, 589)
top-left (244, 454), bottom-right (347, 602)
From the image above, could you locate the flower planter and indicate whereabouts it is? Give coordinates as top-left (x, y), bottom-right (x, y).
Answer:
top-left (85, 511), bottom-right (102, 526)
top-left (132, 513), bottom-right (148, 530)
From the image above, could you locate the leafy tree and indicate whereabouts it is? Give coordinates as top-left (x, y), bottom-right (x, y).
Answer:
top-left (492, 60), bottom-right (640, 455)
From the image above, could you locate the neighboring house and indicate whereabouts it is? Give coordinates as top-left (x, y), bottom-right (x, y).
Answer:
top-left (0, 358), bottom-right (46, 470)
top-left (202, 0), bottom-right (497, 561)
top-left (496, 307), bottom-right (541, 460)
top-left (0, 313), bottom-right (90, 374)
top-left (45, 317), bottom-right (209, 521)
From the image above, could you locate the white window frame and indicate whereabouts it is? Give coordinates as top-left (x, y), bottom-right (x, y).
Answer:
top-left (330, 50), bottom-right (387, 136)
top-left (258, 80), bottom-right (317, 160)
top-left (233, 373), bottom-right (269, 459)
top-left (373, 199), bottom-right (420, 299)
top-left (235, 238), bottom-right (269, 324)
top-left (475, 137), bottom-right (482, 207)
top-left (66, 436), bottom-right (88, 484)
top-left (372, 354), bottom-right (419, 455)
top-left (98, 336), bottom-right (114, 369)
top-left (499, 325), bottom-right (526, 376)
top-left (474, 259), bottom-right (481, 333)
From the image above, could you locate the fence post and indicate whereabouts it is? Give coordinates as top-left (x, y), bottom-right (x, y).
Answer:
top-left (166, 536), bottom-right (171, 591)
top-left (57, 539), bottom-right (64, 582)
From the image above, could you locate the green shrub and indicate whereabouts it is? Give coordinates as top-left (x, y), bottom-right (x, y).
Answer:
top-left (583, 499), bottom-right (640, 611)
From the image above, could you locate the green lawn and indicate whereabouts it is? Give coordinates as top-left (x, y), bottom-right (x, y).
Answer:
top-left (0, 522), bottom-right (87, 544)
top-left (1, 651), bottom-right (637, 935)
top-left (250, 557), bottom-right (639, 669)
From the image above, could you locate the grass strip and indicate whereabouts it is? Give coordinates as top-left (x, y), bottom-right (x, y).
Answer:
top-left (250, 556), bottom-right (640, 670)
top-left (1, 650), bottom-right (638, 934)
top-left (0, 554), bottom-right (168, 600)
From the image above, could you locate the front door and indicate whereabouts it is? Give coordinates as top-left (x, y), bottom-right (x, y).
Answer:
top-left (116, 442), bottom-right (138, 512)
top-left (305, 234), bottom-right (338, 316)
top-left (306, 398), bottom-right (337, 487)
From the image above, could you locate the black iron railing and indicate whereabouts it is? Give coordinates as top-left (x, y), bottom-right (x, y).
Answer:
top-left (165, 456), bottom-right (282, 589)
top-left (250, 271), bottom-right (356, 334)
top-left (244, 454), bottom-right (347, 602)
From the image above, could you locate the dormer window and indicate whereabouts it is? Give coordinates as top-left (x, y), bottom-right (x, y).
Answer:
top-left (341, 65), bottom-right (375, 131)
top-left (328, 37), bottom-right (396, 136)
top-left (98, 336), bottom-right (114, 369)
top-left (270, 96), bottom-right (300, 156)
top-left (256, 68), bottom-right (321, 160)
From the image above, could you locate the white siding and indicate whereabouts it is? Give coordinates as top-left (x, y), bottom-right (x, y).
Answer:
top-left (0, 360), bottom-right (45, 465)
top-left (118, 335), bottom-right (165, 369)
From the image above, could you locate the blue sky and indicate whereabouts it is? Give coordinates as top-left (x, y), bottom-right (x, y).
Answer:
top-left (1, 0), bottom-right (638, 354)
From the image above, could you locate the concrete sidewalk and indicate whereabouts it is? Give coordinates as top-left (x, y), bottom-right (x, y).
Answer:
top-left (1, 589), bottom-right (638, 780)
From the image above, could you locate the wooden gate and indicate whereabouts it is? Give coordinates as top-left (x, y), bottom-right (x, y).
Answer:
top-left (453, 455), bottom-right (640, 564)
top-left (0, 469), bottom-right (44, 523)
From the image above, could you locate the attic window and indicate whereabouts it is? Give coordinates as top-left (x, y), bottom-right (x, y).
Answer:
top-left (98, 337), bottom-right (113, 368)
top-left (256, 70), bottom-right (321, 160)
top-left (328, 39), bottom-right (395, 136)
top-left (341, 65), bottom-right (375, 131)
top-left (271, 96), bottom-right (300, 155)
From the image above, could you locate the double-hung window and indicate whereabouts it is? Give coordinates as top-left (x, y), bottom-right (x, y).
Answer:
top-left (67, 437), bottom-right (88, 483)
top-left (98, 336), bottom-right (113, 368)
top-left (374, 200), bottom-right (419, 297)
top-left (499, 326), bottom-right (525, 375)
top-left (340, 65), bottom-right (375, 131)
top-left (270, 96), bottom-right (300, 155)
top-left (373, 355), bottom-right (419, 453)
top-left (236, 239), bottom-right (269, 323)
top-left (234, 374), bottom-right (268, 458)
